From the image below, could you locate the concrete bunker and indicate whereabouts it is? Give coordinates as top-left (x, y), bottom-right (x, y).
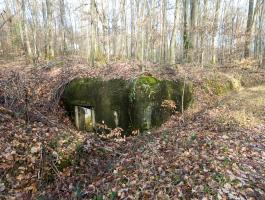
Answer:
top-left (61, 75), bottom-right (193, 133)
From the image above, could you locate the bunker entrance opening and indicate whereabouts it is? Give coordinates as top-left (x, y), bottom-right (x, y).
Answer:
top-left (74, 106), bottom-right (95, 131)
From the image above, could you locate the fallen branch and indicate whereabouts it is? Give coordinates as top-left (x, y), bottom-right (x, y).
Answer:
top-left (0, 13), bottom-right (14, 30)
top-left (30, 108), bottom-right (58, 127)
top-left (0, 106), bottom-right (13, 116)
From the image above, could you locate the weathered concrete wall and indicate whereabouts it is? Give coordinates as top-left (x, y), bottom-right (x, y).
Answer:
top-left (62, 75), bottom-right (193, 133)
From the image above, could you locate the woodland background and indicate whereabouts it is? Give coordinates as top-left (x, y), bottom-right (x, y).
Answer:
top-left (0, 0), bottom-right (264, 66)
top-left (0, 0), bottom-right (265, 199)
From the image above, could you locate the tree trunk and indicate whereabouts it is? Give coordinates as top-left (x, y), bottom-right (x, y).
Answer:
top-left (244, 0), bottom-right (254, 58)
top-left (211, 0), bottom-right (221, 64)
top-left (45, 0), bottom-right (54, 60)
top-left (169, 0), bottom-right (178, 64)
top-left (28, 0), bottom-right (40, 60)
top-left (90, 0), bottom-right (96, 66)
top-left (21, 0), bottom-right (32, 58)
top-left (59, 0), bottom-right (67, 54)
top-left (257, 0), bottom-right (265, 65)
top-left (112, 0), bottom-right (117, 57)
top-left (121, 0), bottom-right (128, 58)
top-left (140, 1), bottom-right (146, 61)
top-left (183, 0), bottom-right (189, 61)
top-left (161, 0), bottom-right (167, 63)
top-left (190, 0), bottom-right (198, 62)
top-left (199, 0), bottom-right (208, 66)
top-left (130, 0), bottom-right (135, 58)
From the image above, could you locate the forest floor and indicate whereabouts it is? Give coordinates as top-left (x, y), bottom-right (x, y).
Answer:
top-left (62, 84), bottom-right (264, 200)
top-left (0, 57), bottom-right (265, 199)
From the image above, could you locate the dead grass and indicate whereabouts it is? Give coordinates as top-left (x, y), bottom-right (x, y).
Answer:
top-left (214, 85), bottom-right (265, 128)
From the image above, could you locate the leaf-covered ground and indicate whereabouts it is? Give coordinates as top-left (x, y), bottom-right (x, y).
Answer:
top-left (0, 58), bottom-right (264, 199)
top-left (50, 85), bottom-right (264, 200)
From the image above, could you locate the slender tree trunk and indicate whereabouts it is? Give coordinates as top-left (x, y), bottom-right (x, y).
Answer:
top-left (200, 0), bottom-right (208, 66)
top-left (90, 0), bottom-right (96, 66)
top-left (259, 1), bottom-right (264, 65)
top-left (244, 0), bottom-right (254, 58)
top-left (21, 0), bottom-right (32, 58)
top-left (59, 0), bottom-right (67, 54)
top-left (101, 2), bottom-right (108, 59)
top-left (112, 0), bottom-right (117, 57)
top-left (183, 0), bottom-right (189, 61)
top-left (211, 0), bottom-right (221, 64)
top-left (140, 0), bottom-right (146, 61)
top-left (130, 0), bottom-right (135, 58)
top-left (161, 0), bottom-right (167, 63)
top-left (170, 0), bottom-right (178, 64)
top-left (252, 4), bottom-right (256, 59)
top-left (45, 0), bottom-right (54, 60)
top-left (29, 0), bottom-right (40, 60)
top-left (14, 0), bottom-right (24, 52)
top-left (146, 0), bottom-right (152, 61)
top-left (190, 0), bottom-right (198, 62)
top-left (135, 0), bottom-right (141, 60)
top-left (259, 0), bottom-right (265, 66)
top-left (121, 0), bottom-right (128, 58)
top-left (149, 0), bottom-right (155, 61)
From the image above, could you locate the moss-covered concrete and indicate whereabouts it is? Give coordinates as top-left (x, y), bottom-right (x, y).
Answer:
top-left (129, 76), bottom-right (193, 130)
top-left (62, 78), bottom-right (130, 130)
top-left (62, 76), bottom-right (194, 133)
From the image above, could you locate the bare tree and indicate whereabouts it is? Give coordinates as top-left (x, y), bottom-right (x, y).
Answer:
top-left (211, 0), bottom-right (221, 64)
top-left (183, 0), bottom-right (189, 61)
top-left (190, 0), bottom-right (198, 62)
top-left (45, 0), bottom-right (54, 60)
top-left (59, 0), bottom-right (67, 54)
top-left (169, 0), bottom-right (178, 64)
top-left (161, 0), bottom-right (167, 63)
top-left (0, 0), bottom-right (264, 65)
top-left (244, 0), bottom-right (254, 58)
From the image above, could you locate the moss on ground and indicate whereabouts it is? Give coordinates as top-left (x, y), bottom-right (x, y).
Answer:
top-left (203, 75), bottom-right (241, 96)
